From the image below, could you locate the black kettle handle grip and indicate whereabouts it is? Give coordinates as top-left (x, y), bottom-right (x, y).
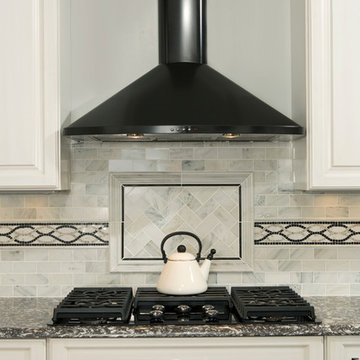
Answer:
top-left (160, 231), bottom-right (202, 263)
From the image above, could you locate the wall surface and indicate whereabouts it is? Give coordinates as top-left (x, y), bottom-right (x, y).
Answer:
top-left (1, 0), bottom-right (360, 297)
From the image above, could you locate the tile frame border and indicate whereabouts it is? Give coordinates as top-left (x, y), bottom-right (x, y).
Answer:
top-left (109, 172), bottom-right (254, 272)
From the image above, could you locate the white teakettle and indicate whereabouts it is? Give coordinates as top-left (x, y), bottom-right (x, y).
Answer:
top-left (156, 231), bottom-right (216, 295)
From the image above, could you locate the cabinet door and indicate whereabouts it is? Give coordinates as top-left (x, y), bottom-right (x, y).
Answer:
top-left (307, 0), bottom-right (360, 189)
top-left (327, 336), bottom-right (360, 360)
top-left (0, 0), bottom-right (69, 190)
top-left (0, 340), bottom-right (45, 360)
top-left (49, 337), bottom-right (323, 360)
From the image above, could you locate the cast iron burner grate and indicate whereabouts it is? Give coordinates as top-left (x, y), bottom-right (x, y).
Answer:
top-left (231, 286), bottom-right (317, 324)
top-left (133, 287), bottom-right (233, 325)
top-left (52, 287), bottom-right (133, 325)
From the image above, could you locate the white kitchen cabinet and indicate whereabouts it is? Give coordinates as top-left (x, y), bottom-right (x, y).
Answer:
top-left (0, 0), bottom-right (70, 190)
top-left (294, 0), bottom-right (360, 190)
top-left (48, 337), bottom-right (323, 360)
top-left (326, 336), bottom-right (360, 360)
top-left (0, 339), bottom-right (46, 360)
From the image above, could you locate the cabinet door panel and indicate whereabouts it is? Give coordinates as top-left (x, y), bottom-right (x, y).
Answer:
top-left (327, 336), bottom-right (360, 360)
top-left (0, 0), bottom-right (69, 190)
top-left (307, 0), bottom-right (360, 189)
top-left (49, 337), bottom-right (323, 360)
top-left (0, 340), bottom-right (46, 360)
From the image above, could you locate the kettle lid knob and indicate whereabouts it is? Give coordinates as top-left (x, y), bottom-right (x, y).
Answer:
top-left (177, 245), bottom-right (186, 253)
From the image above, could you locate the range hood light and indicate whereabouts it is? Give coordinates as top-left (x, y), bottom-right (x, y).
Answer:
top-left (223, 133), bottom-right (240, 139)
top-left (127, 133), bottom-right (144, 139)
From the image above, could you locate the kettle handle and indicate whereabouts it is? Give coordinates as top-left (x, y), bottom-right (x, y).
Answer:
top-left (160, 231), bottom-right (202, 263)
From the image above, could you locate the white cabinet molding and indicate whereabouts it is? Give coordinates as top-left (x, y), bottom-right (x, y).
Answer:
top-left (305, 0), bottom-right (360, 189)
top-left (0, 0), bottom-right (69, 190)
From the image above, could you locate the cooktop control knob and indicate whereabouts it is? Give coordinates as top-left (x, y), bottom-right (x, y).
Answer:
top-left (205, 309), bottom-right (219, 321)
top-left (152, 304), bottom-right (165, 311)
top-left (202, 304), bottom-right (215, 312)
top-left (176, 304), bottom-right (191, 314)
top-left (150, 310), bottom-right (164, 321)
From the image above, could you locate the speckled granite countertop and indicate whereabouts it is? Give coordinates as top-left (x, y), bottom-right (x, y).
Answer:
top-left (0, 297), bottom-right (359, 339)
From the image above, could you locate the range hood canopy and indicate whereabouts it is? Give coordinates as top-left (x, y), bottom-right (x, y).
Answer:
top-left (64, 0), bottom-right (304, 142)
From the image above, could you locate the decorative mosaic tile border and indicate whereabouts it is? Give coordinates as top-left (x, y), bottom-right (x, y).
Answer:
top-left (1, 221), bottom-right (360, 246)
top-left (0, 223), bottom-right (109, 246)
top-left (255, 221), bottom-right (360, 245)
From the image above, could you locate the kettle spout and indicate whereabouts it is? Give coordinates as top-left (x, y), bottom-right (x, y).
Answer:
top-left (200, 249), bottom-right (216, 281)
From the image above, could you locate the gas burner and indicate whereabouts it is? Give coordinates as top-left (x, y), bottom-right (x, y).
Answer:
top-left (231, 286), bottom-right (318, 324)
top-left (52, 287), bottom-right (133, 325)
top-left (133, 287), bottom-right (233, 325)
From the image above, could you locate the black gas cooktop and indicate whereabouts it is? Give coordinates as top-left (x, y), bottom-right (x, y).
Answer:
top-left (51, 286), bottom-right (318, 326)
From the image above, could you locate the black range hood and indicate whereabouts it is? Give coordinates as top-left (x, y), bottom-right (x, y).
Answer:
top-left (64, 0), bottom-right (304, 142)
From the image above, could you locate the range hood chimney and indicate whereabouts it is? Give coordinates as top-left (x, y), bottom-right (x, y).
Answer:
top-left (64, 0), bottom-right (304, 142)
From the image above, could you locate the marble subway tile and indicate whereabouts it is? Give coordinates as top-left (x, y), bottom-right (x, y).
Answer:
top-left (1, 250), bottom-right (24, 261)
top-left (24, 274), bottom-right (49, 285)
top-left (73, 274), bottom-right (97, 286)
top-left (72, 148), bottom-right (97, 159)
top-left (121, 149), bottom-right (145, 160)
top-left (85, 160), bottom-right (109, 171)
top-left (314, 248), bottom-right (338, 259)
top-left (217, 272), bottom-right (243, 285)
top-left (145, 148), bottom-right (170, 160)
top-left (14, 285), bottom-right (36, 297)
top-left (71, 195), bottom-right (98, 207)
top-left (265, 194), bottom-right (289, 206)
top-left (156, 160), bottom-right (182, 171)
top-left (326, 207), bottom-right (349, 218)
top-left (61, 262), bottom-right (86, 273)
top-left (218, 148), bottom-right (242, 159)
top-left (204, 160), bottom-right (229, 171)
top-left (277, 207), bottom-right (302, 219)
top-left (264, 272), bottom-right (290, 284)
top-left (302, 284), bottom-right (326, 296)
top-left (37, 262), bottom-right (61, 273)
top-left (254, 160), bottom-right (278, 171)
top-left (0, 195), bottom-right (24, 208)
top-left (73, 249), bottom-right (98, 261)
top-left (278, 260), bottom-right (302, 271)
top-left (0, 286), bottom-right (13, 296)
top-left (48, 249), bottom-right (73, 261)
top-left (289, 195), bottom-right (314, 206)
top-left (302, 260), bottom-right (326, 271)
top-left (36, 208), bottom-right (61, 220)
top-left (37, 286), bottom-right (61, 297)
top-left (1, 274), bottom-right (24, 285)
top-left (254, 248), bottom-right (290, 260)
top-left (13, 261), bottom-right (36, 274)
top-left (325, 261), bottom-right (350, 271)
top-left (24, 249), bottom-right (49, 261)
top-left (13, 208), bottom-right (36, 220)
top-left (132, 160), bottom-right (157, 171)
top-left (85, 184), bottom-right (108, 196)
top-left (325, 284), bottom-right (350, 296)
top-left (109, 160), bottom-right (133, 171)
top-left (290, 249), bottom-right (314, 260)
top-left (313, 272), bottom-right (338, 283)
top-left (242, 272), bottom-right (265, 284)
top-left (314, 194), bottom-right (339, 206)
top-left (24, 195), bottom-right (48, 208)
top-left (266, 147), bottom-right (291, 159)
top-left (301, 207), bottom-right (326, 218)
top-left (194, 148), bottom-right (217, 159)
top-left (182, 160), bottom-right (205, 171)
top-left (170, 148), bottom-right (194, 159)
top-left (0, 262), bottom-right (13, 273)
top-left (242, 148), bottom-right (265, 159)
top-left (338, 248), bottom-right (360, 259)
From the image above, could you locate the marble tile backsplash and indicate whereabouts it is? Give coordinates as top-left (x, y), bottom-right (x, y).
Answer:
top-left (1, 246), bottom-right (360, 297)
top-left (1, 141), bottom-right (360, 296)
